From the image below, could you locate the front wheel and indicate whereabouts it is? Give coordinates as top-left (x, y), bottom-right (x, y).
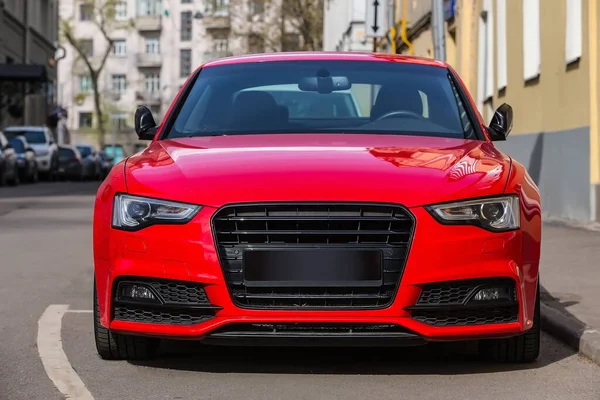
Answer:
top-left (93, 280), bottom-right (160, 360)
top-left (478, 280), bottom-right (541, 363)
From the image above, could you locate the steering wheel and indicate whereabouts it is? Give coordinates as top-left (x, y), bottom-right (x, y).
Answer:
top-left (374, 110), bottom-right (424, 121)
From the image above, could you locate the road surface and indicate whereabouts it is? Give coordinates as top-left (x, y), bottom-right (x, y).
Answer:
top-left (0, 182), bottom-right (598, 400)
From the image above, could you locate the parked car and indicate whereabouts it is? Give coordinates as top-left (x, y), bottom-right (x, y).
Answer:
top-left (103, 144), bottom-right (126, 164)
top-left (57, 145), bottom-right (84, 181)
top-left (2, 126), bottom-right (59, 181)
top-left (92, 52), bottom-right (542, 363)
top-left (133, 144), bottom-right (147, 153)
top-left (8, 136), bottom-right (38, 183)
top-left (0, 131), bottom-right (19, 186)
top-left (76, 145), bottom-right (102, 180)
top-left (98, 151), bottom-right (114, 179)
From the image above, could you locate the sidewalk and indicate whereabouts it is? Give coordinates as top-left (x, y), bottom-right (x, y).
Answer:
top-left (540, 223), bottom-right (600, 365)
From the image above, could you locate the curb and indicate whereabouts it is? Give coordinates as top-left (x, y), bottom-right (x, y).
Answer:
top-left (541, 302), bottom-right (600, 366)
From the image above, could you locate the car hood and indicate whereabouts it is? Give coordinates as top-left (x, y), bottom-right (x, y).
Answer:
top-left (124, 134), bottom-right (512, 208)
top-left (30, 143), bottom-right (49, 154)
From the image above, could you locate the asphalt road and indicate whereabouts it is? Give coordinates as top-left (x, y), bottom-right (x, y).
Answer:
top-left (1, 182), bottom-right (599, 400)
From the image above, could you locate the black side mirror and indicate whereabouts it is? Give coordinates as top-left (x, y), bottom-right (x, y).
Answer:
top-left (134, 106), bottom-right (158, 140)
top-left (488, 103), bottom-right (513, 141)
top-left (48, 140), bottom-right (54, 145)
top-left (4, 143), bottom-right (13, 150)
top-left (26, 147), bottom-right (34, 153)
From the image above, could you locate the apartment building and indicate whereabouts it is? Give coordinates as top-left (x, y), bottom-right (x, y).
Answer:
top-left (322, 0), bottom-right (374, 52)
top-left (58, 0), bottom-right (236, 148)
top-left (0, 0), bottom-right (60, 130)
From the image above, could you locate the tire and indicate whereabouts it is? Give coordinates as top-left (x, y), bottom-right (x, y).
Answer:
top-left (478, 280), bottom-right (541, 363)
top-left (7, 168), bottom-right (19, 186)
top-left (30, 165), bottom-right (39, 183)
top-left (93, 280), bottom-right (160, 360)
top-left (0, 168), bottom-right (6, 186)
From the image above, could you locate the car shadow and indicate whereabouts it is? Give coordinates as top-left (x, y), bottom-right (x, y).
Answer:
top-left (131, 325), bottom-right (577, 376)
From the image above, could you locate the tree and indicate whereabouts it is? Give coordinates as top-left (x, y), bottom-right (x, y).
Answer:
top-left (60, 0), bottom-right (131, 147)
top-left (228, 0), bottom-right (323, 54)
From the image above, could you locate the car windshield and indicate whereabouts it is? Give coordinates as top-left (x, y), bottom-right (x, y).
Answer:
top-left (77, 146), bottom-right (92, 157)
top-left (8, 138), bottom-right (25, 153)
top-left (166, 60), bottom-right (477, 140)
top-left (4, 130), bottom-right (47, 144)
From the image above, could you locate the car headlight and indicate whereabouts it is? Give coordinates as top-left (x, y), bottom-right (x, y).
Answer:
top-left (112, 194), bottom-right (202, 231)
top-left (425, 195), bottom-right (520, 232)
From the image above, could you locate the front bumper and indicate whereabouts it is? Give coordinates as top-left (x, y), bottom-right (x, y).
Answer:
top-left (35, 153), bottom-right (52, 172)
top-left (95, 205), bottom-right (539, 344)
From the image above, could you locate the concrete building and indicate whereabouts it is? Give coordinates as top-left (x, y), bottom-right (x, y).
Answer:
top-left (322, 0), bottom-right (372, 52)
top-left (58, 0), bottom-right (235, 149)
top-left (0, 0), bottom-right (60, 130)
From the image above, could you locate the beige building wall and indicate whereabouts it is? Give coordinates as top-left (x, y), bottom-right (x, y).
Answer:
top-left (484, 0), bottom-right (590, 134)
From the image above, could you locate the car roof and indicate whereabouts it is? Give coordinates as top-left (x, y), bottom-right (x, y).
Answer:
top-left (3, 126), bottom-right (46, 131)
top-left (202, 51), bottom-right (448, 69)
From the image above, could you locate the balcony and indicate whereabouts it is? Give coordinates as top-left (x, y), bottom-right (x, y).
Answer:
top-left (203, 13), bottom-right (230, 30)
top-left (203, 51), bottom-right (233, 63)
top-left (136, 15), bottom-right (162, 31)
top-left (135, 91), bottom-right (161, 105)
top-left (136, 53), bottom-right (162, 68)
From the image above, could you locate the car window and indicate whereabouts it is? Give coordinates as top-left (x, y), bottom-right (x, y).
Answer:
top-left (8, 138), bottom-right (25, 153)
top-left (237, 85), bottom-right (359, 118)
top-left (4, 130), bottom-right (47, 144)
top-left (77, 146), bottom-right (92, 158)
top-left (167, 60), bottom-right (476, 140)
top-left (59, 148), bottom-right (75, 159)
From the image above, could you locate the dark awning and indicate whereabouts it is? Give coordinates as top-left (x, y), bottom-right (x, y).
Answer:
top-left (0, 64), bottom-right (48, 82)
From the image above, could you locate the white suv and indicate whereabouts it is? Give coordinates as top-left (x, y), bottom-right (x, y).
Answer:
top-left (3, 126), bottom-right (59, 180)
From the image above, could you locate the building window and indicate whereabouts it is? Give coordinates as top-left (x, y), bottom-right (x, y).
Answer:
top-left (79, 75), bottom-right (93, 93)
top-left (144, 73), bottom-right (161, 93)
top-left (181, 11), bottom-right (192, 41)
top-left (496, 0), bottom-right (507, 91)
top-left (249, 0), bottom-right (264, 15)
top-left (213, 38), bottom-right (228, 52)
top-left (80, 39), bottom-right (94, 57)
top-left (112, 40), bottom-right (127, 57)
top-left (79, 112), bottom-right (93, 128)
top-left (180, 49), bottom-right (192, 77)
top-left (248, 34), bottom-right (264, 53)
top-left (282, 33), bottom-right (300, 51)
top-left (205, 0), bottom-right (228, 13)
top-left (565, 0), bottom-right (582, 65)
top-left (79, 3), bottom-right (94, 21)
top-left (145, 37), bottom-right (160, 53)
top-left (138, 0), bottom-right (162, 16)
top-left (111, 75), bottom-right (127, 93)
top-left (522, 0), bottom-right (540, 81)
top-left (114, 1), bottom-right (128, 20)
top-left (182, 0), bottom-right (192, 3)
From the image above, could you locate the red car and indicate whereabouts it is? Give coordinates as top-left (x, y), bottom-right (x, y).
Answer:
top-left (93, 52), bottom-right (541, 363)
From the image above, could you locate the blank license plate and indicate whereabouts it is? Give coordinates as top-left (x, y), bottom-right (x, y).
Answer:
top-left (243, 249), bottom-right (383, 287)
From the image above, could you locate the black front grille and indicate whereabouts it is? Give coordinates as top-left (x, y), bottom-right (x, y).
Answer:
top-left (212, 203), bottom-right (414, 310)
top-left (114, 306), bottom-right (213, 325)
top-left (211, 323), bottom-right (411, 334)
top-left (411, 306), bottom-right (519, 326)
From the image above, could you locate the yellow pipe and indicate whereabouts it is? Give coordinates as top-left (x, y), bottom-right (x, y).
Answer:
top-left (400, 0), bottom-right (413, 55)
